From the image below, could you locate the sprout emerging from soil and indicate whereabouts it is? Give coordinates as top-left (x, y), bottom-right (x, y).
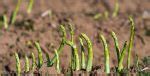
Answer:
top-left (80, 33), bottom-right (93, 72)
top-left (79, 38), bottom-right (86, 69)
top-left (65, 24), bottom-right (80, 71)
top-left (99, 34), bottom-right (110, 74)
top-left (35, 42), bottom-right (43, 69)
top-left (100, 35), bottom-right (110, 74)
top-left (15, 52), bottom-right (21, 76)
top-left (25, 55), bottom-right (30, 72)
top-left (54, 49), bottom-right (61, 73)
top-left (31, 52), bottom-right (36, 71)
top-left (118, 41), bottom-right (127, 72)
top-left (127, 16), bottom-right (135, 69)
top-left (49, 25), bottom-right (66, 66)
top-left (111, 31), bottom-right (120, 62)
top-left (111, 31), bottom-right (128, 72)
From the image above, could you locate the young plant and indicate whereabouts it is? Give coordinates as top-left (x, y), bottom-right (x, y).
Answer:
top-left (27, 0), bottom-right (34, 14)
top-left (111, 31), bottom-right (120, 63)
top-left (65, 40), bottom-right (80, 71)
top-left (79, 38), bottom-right (86, 69)
top-left (15, 52), bottom-right (21, 76)
top-left (117, 41), bottom-right (127, 72)
top-left (35, 42), bottom-right (43, 69)
top-left (25, 55), bottom-right (30, 72)
top-left (65, 24), bottom-right (80, 71)
top-left (127, 16), bottom-right (135, 69)
top-left (54, 49), bottom-right (61, 73)
top-left (48, 25), bottom-right (66, 66)
top-left (111, 31), bottom-right (128, 72)
top-left (112, 0), bottom-right (119, 17)
top-left (3, 14), bottom-right (8, 29)
top-left (9, 0), bottom-right (22, 24)
top-left (80, 33), bottom-right (93, 72)
top-left (99, 34), bottom-right (110, 74)
top-left (31, 52), bottom-right (36, 71)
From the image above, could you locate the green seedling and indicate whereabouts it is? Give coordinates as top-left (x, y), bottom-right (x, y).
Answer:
top-left (111, 31), bottom-right (120, 63)
top-left (79, 38), bottom-right (86, 69)
top-left (31, 52), bottom-right (36, 71)
top-left (3, 14), bottom-right (8, 29)
top-left (99, 34), bottom-right (110, 74)
top-left (35, 42), bottom-right (43, 69)
top-left (127, 16), bottom-right (135, 69)
top-left (49, 25), bottom-right (66, 66)
top-left (27, 0), bottom-right (34, 14)
top-left (80, 33), bottom-right (93, 72)
top-left (15, 52), bottom-right (21, 76)
top-left (10, 0), bottom-right (22, 24)
top-left (54, 49), bottom-right (61, 73)
top-left (70, 24), bottom-right (80, 71)
top-left (25, 55), bottom-right (30, 72)
top-left (112, 0), bottom-right (119, 17)
top-left (68, 24), bottom-right (80, 70)
top-left (65, 40), bottom-right (80, 70)
top-left (118, 41), bottom-right (127, 72)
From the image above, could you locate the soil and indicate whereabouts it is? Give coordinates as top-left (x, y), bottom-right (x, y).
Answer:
top-left (0, 0), bottom-right (149, 75)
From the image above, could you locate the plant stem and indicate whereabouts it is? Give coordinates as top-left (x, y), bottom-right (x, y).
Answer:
top-left (54, 49), bottom-right (61, 73)
top-left (81, 33), bottom-right (93, 72)
top-left (15, 52), bottom-right (21, 76)
top-left (111, 31), bottom-right (120, 63)
top-left (27, 0), bottom-right (34, 14)
top-left (79, 38), bottom-right (86, 69)
top-left (99, 34), bottom-right (110, 74)
top-left (3, 14), bottom-right (8, 29)
top-left (127, 16), bottom-right (135, 69)
top-left (10, 0), bottom-right (22, 24)
top-left (49, 25), bottom-right (66, 66)
top-left (118, 41), bottom-right (127, 72)
top-left (31, 52), bottom-right (35, 71)
top-left (25, 55), bottom-right (29, 72)
top-left (65, 40), bottom-right (80, 71)
top-left (35, 42), bottom-right (43, 69)
top-left (112, 0), bottom-right (119, 17)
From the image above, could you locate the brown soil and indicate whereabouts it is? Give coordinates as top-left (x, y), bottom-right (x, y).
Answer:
top-left (0, 0), bottom-right (149, 74)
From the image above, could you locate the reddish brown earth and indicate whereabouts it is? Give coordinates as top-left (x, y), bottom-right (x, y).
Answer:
top-left (0, 0), bottom-right (149, 74)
